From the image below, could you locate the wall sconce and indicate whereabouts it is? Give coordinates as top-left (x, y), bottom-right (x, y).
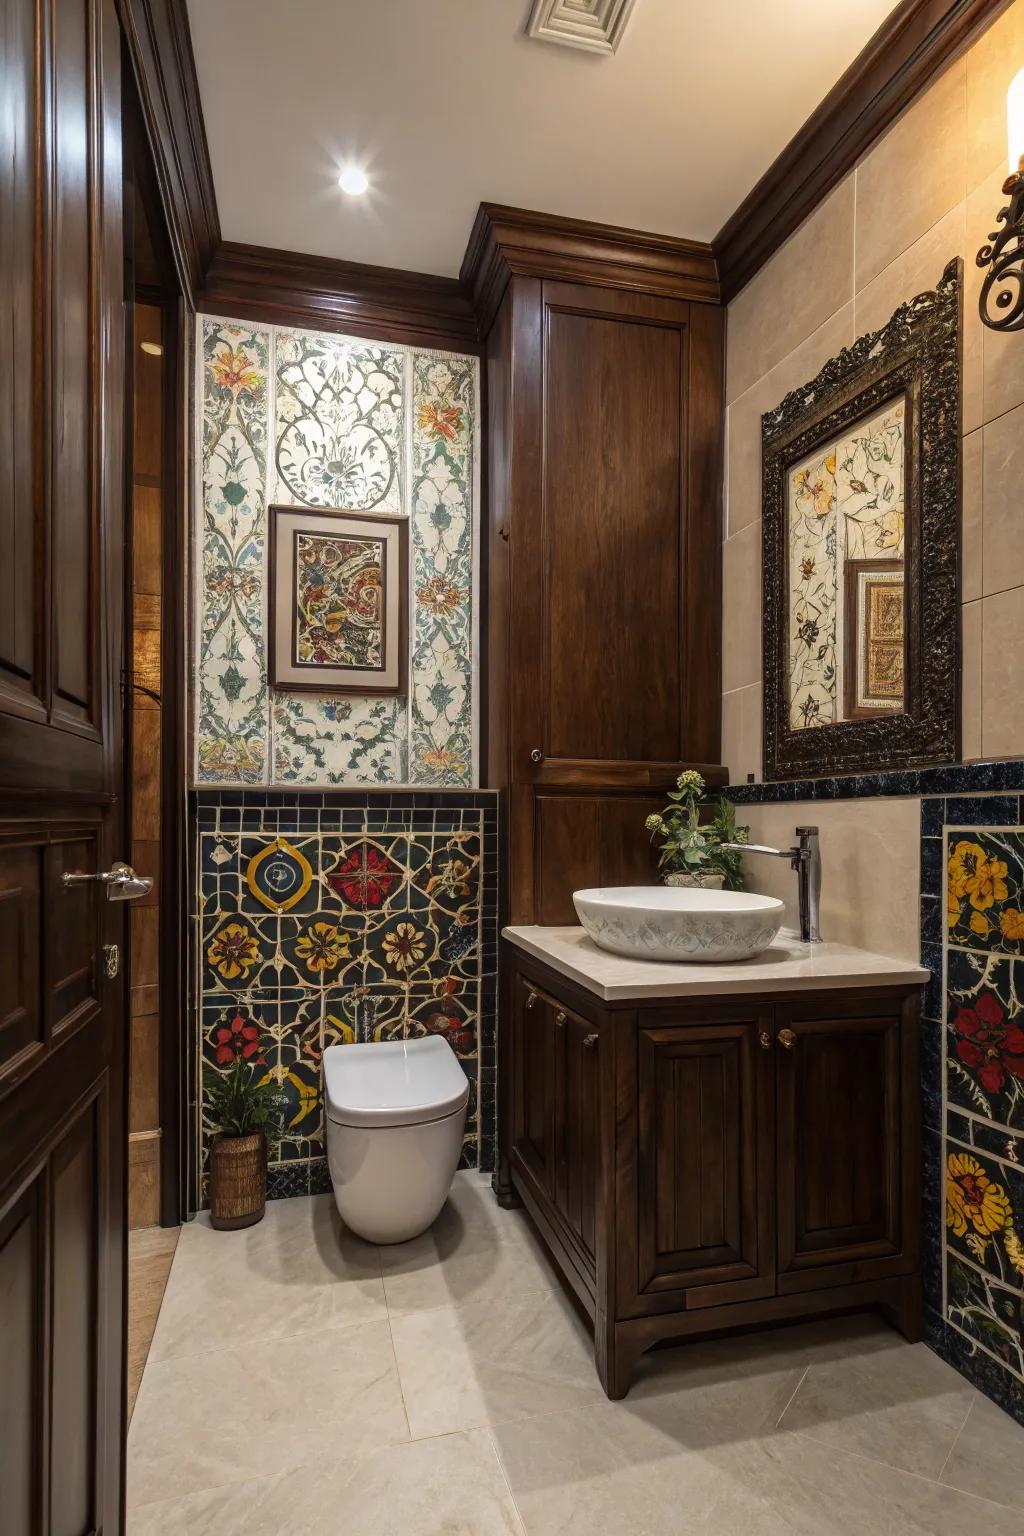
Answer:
top-left (977, 67), bottom-right (1024, 331)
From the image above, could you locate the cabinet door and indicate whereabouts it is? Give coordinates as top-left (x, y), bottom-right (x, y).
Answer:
top-left (626, 1010), bottom-right (775, 1312)
top-left (775, 998), bottom-right (915, 1290)
top-left (511, 975), bottom-right (558, 1197)
top-left (555, 1007), bottom-right (601, 1270)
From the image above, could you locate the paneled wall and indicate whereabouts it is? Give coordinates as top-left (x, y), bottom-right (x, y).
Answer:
top-left (195, 317), bottom-right (480, 788)
top-left (722, 0), bottom-right (1024, 781)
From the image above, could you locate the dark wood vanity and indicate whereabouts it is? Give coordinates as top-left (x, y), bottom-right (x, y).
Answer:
top-left (497, 929), bottom-right (925, 1398)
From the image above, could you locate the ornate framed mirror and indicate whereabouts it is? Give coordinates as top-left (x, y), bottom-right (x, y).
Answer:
top-left (761, 258), bottom-right (962, 781)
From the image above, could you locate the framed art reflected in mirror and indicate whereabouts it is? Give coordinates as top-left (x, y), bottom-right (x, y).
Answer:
top-left (761, 258), bottom-right (962, 780)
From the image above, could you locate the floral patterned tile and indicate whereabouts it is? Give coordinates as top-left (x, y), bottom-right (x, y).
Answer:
top-left (945, 1139), bottom-right (1024, 1382)
top-left (947, 950), bottom-right (1024, 1131)
top-left (323, 984), bottom-right (408, 1045)
top-left (271, 695), bottom-right (407, 786)
top-left (947, 830), bottom-right (1024, 954)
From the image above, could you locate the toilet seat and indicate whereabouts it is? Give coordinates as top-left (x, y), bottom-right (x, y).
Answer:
top-left (323, 1035), bottom-right (470, 1129)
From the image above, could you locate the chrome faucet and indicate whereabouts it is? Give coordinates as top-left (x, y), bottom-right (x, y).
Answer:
top-left (718, 826), bottom-right (822, 944)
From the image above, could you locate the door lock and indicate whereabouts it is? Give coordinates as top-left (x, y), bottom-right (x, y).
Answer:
top-left (102, 943), bottom-right (120, 980)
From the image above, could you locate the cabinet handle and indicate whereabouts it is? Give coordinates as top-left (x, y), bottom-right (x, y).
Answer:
top-left (582, 1033), bottom-right (598, 1050)
top-left (778, 1027), bottom-right (797, 1050)
top-left (555, 1010), bottom-right (566, 1028)
top-left (758, 1029), bottom-right (772, 1051)
top-left (526, 991), bottom-right (537, 1010)
top-left (530, 747), bottom-right (544, 764)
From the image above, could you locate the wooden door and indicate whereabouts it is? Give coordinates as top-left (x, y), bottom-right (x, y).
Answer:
top-left (774, 994), bottom-right (917, 1292)
top-left (0, 0), bottom-right (129, 1531)
top-left (623, 1007), bottom-right (775, 1315)
top-left (510, 976), bottom-right (558, 1198)
top-left (554, 1006), bottom-right (601, 1273)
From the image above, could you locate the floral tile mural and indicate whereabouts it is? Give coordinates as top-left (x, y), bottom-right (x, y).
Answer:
top-left (195, 319), bottom-right (479, 788)
top-left (193, 793), bottom-right (498, 1203)
top-left (940, 824), bottom-right (1024, 1421)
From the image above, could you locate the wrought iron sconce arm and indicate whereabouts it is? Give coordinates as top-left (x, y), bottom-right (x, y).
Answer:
top-left (977, 162), bottom-right (1024, 333)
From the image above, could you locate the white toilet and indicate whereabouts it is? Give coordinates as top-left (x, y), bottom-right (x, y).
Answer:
top-left (323, 1035), bottom-right (470, 1244)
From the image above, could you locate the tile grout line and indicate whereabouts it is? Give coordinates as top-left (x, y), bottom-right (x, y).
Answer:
top-left (773, 1364), bottom-right (808, 1428)
top-left (786, 1425), bottom-right (1021, 1513)
top-left (935, 1394), bottom-right (975, 1487)
top-left (485, 1427), bottom-right (531, 1535)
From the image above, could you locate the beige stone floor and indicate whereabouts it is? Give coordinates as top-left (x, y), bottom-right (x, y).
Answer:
top-left (127, 1224), bottom-right (180, 1420)
top-left (127, 1172), bottom-right (1024, 1534)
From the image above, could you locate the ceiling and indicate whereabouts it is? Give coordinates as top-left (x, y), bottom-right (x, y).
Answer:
top-left (188, 0), bottom-right (903, 278)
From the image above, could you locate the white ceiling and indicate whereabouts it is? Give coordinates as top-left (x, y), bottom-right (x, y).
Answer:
top-left (188, 0), bottom-right (902, 277)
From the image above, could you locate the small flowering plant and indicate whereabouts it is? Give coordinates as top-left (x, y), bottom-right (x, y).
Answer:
top-left (644, 771), bottom-right (749, 890)
top-left (207, 1013), bottom-right (285, 1142)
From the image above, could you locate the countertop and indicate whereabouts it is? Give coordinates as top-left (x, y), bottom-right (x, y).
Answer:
top-left (502, 925), bottom-right (930, 1002)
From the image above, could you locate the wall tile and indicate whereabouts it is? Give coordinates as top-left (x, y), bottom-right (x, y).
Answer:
top-left (272, 696), bottom-right (407, 785)
top-left (962, 600), bottom-right (982, 761)
top-left (853, 203), bottom-right (965, 337)
top-left (854, 60), bottom-right (967, 291)
top-left (721, 682), bottom-right (762, 785)
top-left (982, 586), bottom-right (1024, 758)
top-left (966, 0), bottom-right (1024, 191)
top-left (962, 430), bottom-right (983, 604)
top-left (982, 404), bottom-right (1024, 597)
top-left (726, 176), bottom-right (855, 404)
top-left (721, 519), bottom-right (762, 692)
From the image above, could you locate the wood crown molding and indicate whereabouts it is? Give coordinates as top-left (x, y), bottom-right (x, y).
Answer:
top-left (713, 0), bottom-right (1014, 304)
top-left (460, 203), bottom-right (720, 337)
top-left (200, 242), bottom-right (480, 353)
top-left (118, 0), bottom-right (220, 305)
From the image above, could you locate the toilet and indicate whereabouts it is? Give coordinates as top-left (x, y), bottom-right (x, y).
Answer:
top-left (323, 1035), bottom-right (470, 1244)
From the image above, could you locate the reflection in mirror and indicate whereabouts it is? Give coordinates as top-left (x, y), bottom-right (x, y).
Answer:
top-left (788, 396), bottom-right (906, 731)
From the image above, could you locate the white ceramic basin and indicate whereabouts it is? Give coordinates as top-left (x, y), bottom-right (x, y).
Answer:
top-left (572, 885), bottom-right (786, 964)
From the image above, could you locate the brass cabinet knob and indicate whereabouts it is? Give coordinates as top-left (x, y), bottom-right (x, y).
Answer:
top-left (778, 1027), bottom-right (797, 1050)
top-left (582, 1033), bottom-right (598, 1050)
top-left (530, 747), bottom-right (543, 764)
top-left (758, 1029), bottom-right (772, 1051)
top-left (526, 991), bottom-right (537, 1010)
top-left (555, 1010), bottom-right (567, 1028)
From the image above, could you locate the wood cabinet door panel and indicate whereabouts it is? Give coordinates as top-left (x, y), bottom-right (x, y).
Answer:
top-left (511, 975), bottom-right (557, 1197)
top-left (776, 1004), bottom-right (907, 1280)
top-left (556, 1008), bottom-right (600, 1271)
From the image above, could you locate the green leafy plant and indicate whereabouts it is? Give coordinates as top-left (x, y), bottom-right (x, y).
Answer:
top-left (207, 1013), bottom-right (286, 1142)
top-left (644, 771), bottom-right (749, 890)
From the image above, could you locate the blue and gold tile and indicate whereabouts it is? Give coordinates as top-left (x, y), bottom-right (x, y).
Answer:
top-left (946, 830), bottom-right (1024, 956)
top-left (946, 949), bottom-right (1024, 1132)
top-left (202, 912), bottom-right (280, 995)
top-left (324, 983), bottom-right (407, 1045)
top-left (407, 980), bottom-right (478, 1058)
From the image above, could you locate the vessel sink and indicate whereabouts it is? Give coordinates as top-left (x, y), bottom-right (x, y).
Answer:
top-left (572, 885), bottom-right (786, 963)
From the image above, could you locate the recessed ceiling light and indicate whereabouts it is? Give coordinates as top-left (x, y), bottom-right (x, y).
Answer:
top-left (338, 166), bottom-right (369, 196)
top-left (140, 341), bottom-right (163, 356)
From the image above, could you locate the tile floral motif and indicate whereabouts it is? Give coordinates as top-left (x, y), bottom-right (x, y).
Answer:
top-left (947, 830), bottom-right (1024, 954)
top-left (410, 353), bottom-right (477, 785)
top-left (945, 1140), bottom-right (1024, 1380)
top-left (275, 331), bottom-right (404, 512)
top-left (271, 694), bottom-right (407, 785)
top-left (947, 950), bottom-right (1024, 1131)
top-left (196, 321), bottom-right (271, 782)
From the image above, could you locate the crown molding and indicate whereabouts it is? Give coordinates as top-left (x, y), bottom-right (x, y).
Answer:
top-left (118, 0), bottom-right (220, 305)
top-left (713, 0), bottom-right (1014, 304)
top-left (460, 203), bottom-right (720, 337)
top-left (200, 241), bottom-right (481, 353)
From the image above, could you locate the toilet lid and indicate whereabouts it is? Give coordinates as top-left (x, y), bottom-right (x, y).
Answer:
top-left (323, 1035), bottom-right (470, 1128)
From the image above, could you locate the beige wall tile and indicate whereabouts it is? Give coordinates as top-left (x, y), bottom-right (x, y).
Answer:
top-left (737, 798), bottom-right (921, 960)
top-left (722, 520), bottom-right (762, 693)
top-left (726, 305), bottom-right (855, 539)
top-left (962, 429), bottom-right (983, 603)
top-left (726, 177), bottom-right (854, 404)
top-left (982, 584), bottom-right (1024, 756)
top-left (982, 403), bottom-right (1024, 596)
top-left (853, 204), bottom-right (965, 337)
top-left (722, 683), bottom-right (762, 786)
top-left (855, 60), bottom-right (967, 291)
top-left (961, 599), bottom-right (982, 760)
top-left (966, 0), bottom-right (1024, 191)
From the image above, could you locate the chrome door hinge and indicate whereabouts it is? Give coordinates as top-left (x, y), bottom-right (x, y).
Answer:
top-left (102, 943), bottom-right (120, 980)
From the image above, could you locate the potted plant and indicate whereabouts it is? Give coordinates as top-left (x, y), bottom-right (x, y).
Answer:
top-left (206, 1013), bottom-right (285, 1230)
top-left (645, 771), bottom-right (750, 890)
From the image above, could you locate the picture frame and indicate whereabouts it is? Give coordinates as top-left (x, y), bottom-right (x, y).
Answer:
top-left (761, 258), bottom-right (962, 781)
top-left (268, 505), bottom-right (409, 695)
top-left (843, 558), bottom-right (906, 721)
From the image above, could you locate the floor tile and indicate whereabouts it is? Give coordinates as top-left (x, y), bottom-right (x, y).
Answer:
top-left (127, 1226), bottom-right (179, 1419)
top-left (149, 1195), bottom-right (385, 1362)
top-left (777, 1330), bottom-right (977, 1477)
top-left (940, 1391), bottom-right (1024, 1510)
top-left (390, 1286), bottom-right (603, 1439)
top-left (127, 1429), bottom-right (525, 1535)
top-left (127, 1320), bottom-right (408, 1508)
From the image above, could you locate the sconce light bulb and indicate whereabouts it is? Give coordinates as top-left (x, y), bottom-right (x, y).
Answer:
top-left (1008, 66), bottom-right (1024, 176)
top-left (338, 166), bottom-right (369, 196)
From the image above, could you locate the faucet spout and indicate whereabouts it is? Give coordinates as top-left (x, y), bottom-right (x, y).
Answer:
top-left (719, 825), bottom-right (821, 944)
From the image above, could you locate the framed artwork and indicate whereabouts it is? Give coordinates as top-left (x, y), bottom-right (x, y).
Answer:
top-left (761, 257), bottom-right (961, 780)
top-left (268, 506), bottom-right (408, 695)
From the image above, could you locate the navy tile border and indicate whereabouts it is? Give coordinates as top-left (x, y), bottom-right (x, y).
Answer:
top-left (725, 759), bottom-right (1024, 806)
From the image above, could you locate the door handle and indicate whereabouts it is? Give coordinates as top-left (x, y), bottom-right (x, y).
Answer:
top-left (582, 1033), bottom-right (598, 1050)
top-left (777, 1027), bottom-right (797, 1050)
top-left (62, 861), bottom-right (154, 902)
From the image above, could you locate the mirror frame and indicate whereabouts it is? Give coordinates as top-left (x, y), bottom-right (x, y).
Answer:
top-left (761, 257), bottom-right (962, 781)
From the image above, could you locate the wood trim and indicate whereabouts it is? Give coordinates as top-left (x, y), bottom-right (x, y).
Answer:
top-left (117, 0), bottom-right (220, 305)
top-left (713, 0), bottom-right (1014, 302)
top-left (461, 204), bottom-right (720, 338)
top-left (200, 241), bottom-right (480, 352)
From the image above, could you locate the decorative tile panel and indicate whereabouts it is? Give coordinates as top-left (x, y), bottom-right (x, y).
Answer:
top-left (193, 790), bottom-right (498, 1204)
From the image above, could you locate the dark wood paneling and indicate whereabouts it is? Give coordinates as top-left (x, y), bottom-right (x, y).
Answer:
top-left (511, 976), bottom-right (557, 1198)
top-left (0, 1181), bottom-right (42, 1535)
top-left (50, 1105), bottom-right (99, 1536)
top-left (557, 1010), bottom-right (600, 1268)
top-left (201, 242), bottom-right (480, 354)
top-left (534, 795), bottom-right (664, 926)
top-left (462, 203), bottom-right (720, 339)
top-left (713, 0), bottom-right (1013, 301)
top-left (0, 841), bottom-right (43, 1078)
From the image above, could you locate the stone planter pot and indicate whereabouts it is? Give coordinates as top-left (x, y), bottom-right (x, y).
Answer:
top-left (663, 870), bottom-right (725, 890)
top-left (209, 1131), bottom-right (267, 1230)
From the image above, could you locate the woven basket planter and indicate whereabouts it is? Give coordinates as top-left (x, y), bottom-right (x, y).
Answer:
top-left (209, 1131), bottom-right (267, 1230)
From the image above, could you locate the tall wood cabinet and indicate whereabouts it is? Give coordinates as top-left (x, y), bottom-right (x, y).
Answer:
top-left (466, 207), bottom-right (726, 923)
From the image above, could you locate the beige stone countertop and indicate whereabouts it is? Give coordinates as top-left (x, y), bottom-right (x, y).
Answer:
top-left (502, 925), bottom-right (930, 1003)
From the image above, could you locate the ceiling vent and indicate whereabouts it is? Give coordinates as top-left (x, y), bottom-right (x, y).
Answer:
top-left (525, 0), bottom-right (639, 56)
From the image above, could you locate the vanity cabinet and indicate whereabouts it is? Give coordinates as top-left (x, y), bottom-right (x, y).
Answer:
top-left (500, 943), bottom-right (922, 1398)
